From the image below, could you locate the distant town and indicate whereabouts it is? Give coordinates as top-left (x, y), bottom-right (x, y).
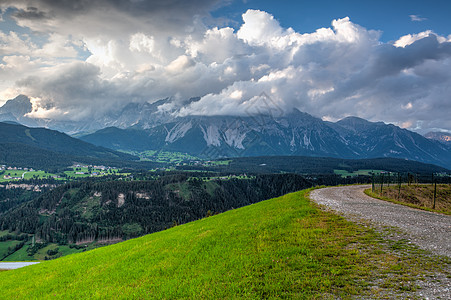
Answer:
top-left (0, 164), bottom-right (121, 182)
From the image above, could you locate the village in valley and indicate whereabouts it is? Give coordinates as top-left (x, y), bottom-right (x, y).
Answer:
top-left (0, 164), bottom-right (122, 183)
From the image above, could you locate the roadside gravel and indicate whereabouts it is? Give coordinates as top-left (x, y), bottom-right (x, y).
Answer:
top-left (310, 185), bottom-right (451, 299)
top-left (310, 185), bottom-right (451, 257)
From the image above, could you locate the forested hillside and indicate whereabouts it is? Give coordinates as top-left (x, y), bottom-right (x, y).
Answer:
top-left (0, 122), bottom-right (141, 171)
top-left (0, 174), bottom-right (312, 245)
top-left (179, 156), bottom-right (450, 174)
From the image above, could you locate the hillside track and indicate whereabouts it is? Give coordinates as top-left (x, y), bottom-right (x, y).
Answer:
top-left (310, 185), bottom-right (451, 257)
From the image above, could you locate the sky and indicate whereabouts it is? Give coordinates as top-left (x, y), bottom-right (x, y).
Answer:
top-left (1, 0), bottom-right (451, 134)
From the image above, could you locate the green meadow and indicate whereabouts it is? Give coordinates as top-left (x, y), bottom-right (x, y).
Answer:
top-left (334, 169), bottom-right (387, 177)
top-left (122, 150), bottom-right (200, 163)
top-left (0, 167), bottom-right (123, 182)
top-left (0, 189), bottom-right (448, 298)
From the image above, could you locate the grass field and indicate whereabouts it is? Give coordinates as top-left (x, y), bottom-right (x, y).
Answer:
top-left (0, 170), bottom-right (29, 181)
top-left (0, 167), bottom-right (123, 182)
top-left (2, 241), bottom-right (96, 262)
top-left (32, 244), bottom-right (84, 260)
top-left (365, 184), bottom-right (451, 215)
top-left (0, 189), bottom-right (448, 298)
top-left (0, 231), bottom-right (90, 262)
top-left (2, 245), bottom-right (31, 261)
top-left (0, 240), bottom-right (22, 260)
top-left (64, 167), bottom-right (124, 179)
top-left (334, 169), bottom-right (387, 177)
top-left (0, 230), bottom-right (10, 237)
top-left (122, 150), bottom-right (200, 163)
top-left (206, 159), bottom-right (232, 166)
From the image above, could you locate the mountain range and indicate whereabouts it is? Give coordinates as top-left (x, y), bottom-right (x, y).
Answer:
top-left (0, 121), bottom-right (138, 170)
top-left (2, 95), bottom-right (451, 169)
top-left (80, 110), bottom-right (451, 169)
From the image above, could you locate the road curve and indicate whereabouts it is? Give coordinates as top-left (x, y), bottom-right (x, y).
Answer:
top-left (310, 185), bottom-right (451, 257)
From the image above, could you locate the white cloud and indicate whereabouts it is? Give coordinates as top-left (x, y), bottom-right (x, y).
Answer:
top-left (394, 30), bottom-right (447, 48)
top-left (129, 33), bottom-right (155, 53)
top-left (237, 9), bottom-right (284, 46)
top-left (410, 15), bottom-right (427, 22)
top-left (0, 4), bottom-right (450, 133)
top-left (34, 34), bottom-right (79, 58)
top-left (0, 31), bottom-right (36, 56)
top-left (166, 55), bottom-right (195, 74)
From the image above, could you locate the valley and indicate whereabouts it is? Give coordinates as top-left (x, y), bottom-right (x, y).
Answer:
top-left (0, 152), bottom-right (449, 263)
top-left (1, 2), bottom-right (451, 298)
top-left (0, 120), bottom-right (449, 264)
top-left (0, 97), bottom-right (450, 297)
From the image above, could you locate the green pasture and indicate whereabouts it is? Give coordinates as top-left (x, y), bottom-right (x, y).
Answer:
top-left (0, 189), bottom-right (447, 298)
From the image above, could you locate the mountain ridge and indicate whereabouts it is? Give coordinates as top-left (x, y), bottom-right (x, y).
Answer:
top-left (81, 113), bottom-right (451, 169)
top-left (2, 95), bottom-right (451, 168)
top-left (0, 122), bottom-right (139, 170)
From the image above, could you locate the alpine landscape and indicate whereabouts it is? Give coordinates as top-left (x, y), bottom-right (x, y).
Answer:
top-left (0, 1), bottom-right (450, 299)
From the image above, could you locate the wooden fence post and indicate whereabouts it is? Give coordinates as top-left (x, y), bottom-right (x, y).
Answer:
top-left (433, 181), bottom-right (437, 209)
top-left (372, 173), bottom-right (375, 193)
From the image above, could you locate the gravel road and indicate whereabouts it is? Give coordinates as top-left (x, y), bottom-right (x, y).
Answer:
top-left (310, 185), bottom-right (451, 257)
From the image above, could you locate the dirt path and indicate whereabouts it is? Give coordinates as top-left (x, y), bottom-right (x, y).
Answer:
top-left (310, 185), bottom-right (451, 257)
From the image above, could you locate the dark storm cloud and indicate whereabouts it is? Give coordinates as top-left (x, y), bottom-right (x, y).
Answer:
top-left (17, 61), bottom-right (123, 120)
top-left (326, 35), bottom-right (451, 101)
top-left (12, 6), bottom-right (49, 20)
top-left (3, 0), bottom-right (229, 39)
top-left (372, 35), bottom-right (451, 77)
top-left (8, 0), bottom-right (226, 20)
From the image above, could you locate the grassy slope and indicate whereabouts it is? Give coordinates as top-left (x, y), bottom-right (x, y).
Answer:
top-left (0, 189), bottom-right (448, 299)
top-left (0, 240), bottom-right (21, 259)
top-left (365, 184), bottom-right (451, 215)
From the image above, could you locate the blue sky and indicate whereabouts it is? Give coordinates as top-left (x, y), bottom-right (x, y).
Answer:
top-left (0, 0), bottom-right (450, 133)
top-left (213, 0), bottom-right (451, 42)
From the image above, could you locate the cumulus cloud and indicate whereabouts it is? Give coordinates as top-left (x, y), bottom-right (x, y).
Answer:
top-left (129, 33), bottom-right (155, 53)
top-left (0, 31), bottom-right (36, 56)
top-left (0, 3), bottom-right (451, 133)
top-left (18, 62), bottom-right (118, 121)
top-left (394, 30), bottom-right (447, 48)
